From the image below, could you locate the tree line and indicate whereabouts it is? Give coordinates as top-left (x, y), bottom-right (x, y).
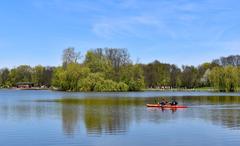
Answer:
top-left (0, 65), bottom-right (54, 88)
top-left (1, 48), bottom-right (240, 92)
top-left (53, 48), bottom-right (145, 92)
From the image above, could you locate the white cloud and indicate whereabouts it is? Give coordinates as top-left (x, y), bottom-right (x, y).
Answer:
top-left (31, 0), bottom-right (240, 54)
top-left (90, 0), bottom-right (224, 40)
top-left (31, 0), bottom-right (230, 41)
top-left (91, 14), bottom-right (179, 39)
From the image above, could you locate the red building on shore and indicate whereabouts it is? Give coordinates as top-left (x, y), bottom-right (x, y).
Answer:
top-left (16, 82), bottom-right (35, 88)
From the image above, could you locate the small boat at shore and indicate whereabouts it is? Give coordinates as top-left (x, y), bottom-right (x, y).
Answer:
top-left (146, 104), bottom-right (188, 108)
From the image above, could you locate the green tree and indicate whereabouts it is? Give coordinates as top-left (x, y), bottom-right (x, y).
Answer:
top-left (170, 65), bottom-right (181, 88)
top-left (142, 61), bottom-right (171, 88)
top-left (32, 65), bottom-right (45, 86)
top-left (42, 67), bottom-right (55, 87)
top-left (209, 66), bottom-right (238, 92)
top-left (0, 68), bottom-right (10, 87)
top-left (224, 66), bottom-right (238, 92)
top-left (84, 50), bottom-right (112, 75)
top-left (180, 66), bottom-right (198, 88)
top-left (120, 64), bottom-right (145, 91)
top-left (52, 63), bottom-right (90, 91)
top-left (10, 65), bottom-right (33, 85)
top-left (78, 73), bottom-right (105, 91)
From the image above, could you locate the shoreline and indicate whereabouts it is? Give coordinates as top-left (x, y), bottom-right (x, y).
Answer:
top-left (1, 87), bottom-right (50, 91)
top-left (0, 87), bottom-right (218, 92)
top-left (2, 87), bottom-right (240, 93)
top-left (143, 87), bottom-right (215, 92)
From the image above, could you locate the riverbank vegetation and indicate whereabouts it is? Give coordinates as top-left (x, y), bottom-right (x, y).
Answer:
top-left (0, 48), bottom-right (240, 92)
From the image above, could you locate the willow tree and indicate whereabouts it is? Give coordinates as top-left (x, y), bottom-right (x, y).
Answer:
top-left (52, 63), bottom-right (90, 91)
top-left (209, 66), bottom-right (239, 92)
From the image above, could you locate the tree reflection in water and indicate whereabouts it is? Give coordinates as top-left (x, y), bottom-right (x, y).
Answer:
top-left (59, 98), bottom-right (143, 135)
top-left (0, 96), bottom-right (240, 136)
top-left (61, 104), bottom-right (82, 135)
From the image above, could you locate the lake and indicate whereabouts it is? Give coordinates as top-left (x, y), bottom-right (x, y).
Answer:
top-left (0, 89), bottom-right (240, 146)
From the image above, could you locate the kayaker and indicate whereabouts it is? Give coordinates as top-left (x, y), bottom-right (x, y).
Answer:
top-left (159, 98), bottom-right (168, 106)
top-left (170, 99), bottom-right (178, 106)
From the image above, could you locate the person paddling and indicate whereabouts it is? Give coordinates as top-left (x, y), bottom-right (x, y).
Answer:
top-left (170, 99), bottom-right (178, 106)
top-left (159, 98), bottom-right (168, 106)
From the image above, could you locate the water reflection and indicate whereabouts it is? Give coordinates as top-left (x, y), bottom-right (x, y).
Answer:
top-left (0, 96), bottom-right (240, 136)
top-left (198, 108), bottom-right (240, 130)
top-left (84, 105), bottom-right (130, 135)
top-left (181, 96), bottom-right (240, 105)
top-left (61, 104), bottom-right (81, 135)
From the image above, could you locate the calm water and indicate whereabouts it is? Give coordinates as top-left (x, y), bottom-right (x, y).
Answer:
top-left (0, 89), bottom-right (240, 146)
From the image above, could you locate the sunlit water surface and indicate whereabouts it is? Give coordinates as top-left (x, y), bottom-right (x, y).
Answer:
top-left (0, 89), bottom-right (240, 146)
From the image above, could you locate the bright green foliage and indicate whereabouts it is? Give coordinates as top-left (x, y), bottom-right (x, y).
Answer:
top-left (3, 48), bottom-right (240, 92)
top-left (10, 65), bottom-right (33, 84)
top-left (117, 82), bottom-right (129, 92)
top-left (0, 65), bottom-right (54, 88)
top-left (84, 51), bottom-right (112, 74)
top-left (77, 73), bottom-right (129, 92)
top-left (78, 73), bottom-right (104, 91)
top-left (120, 64), bottom-right (145, 91)
top-left (224, 66), bottom-right (238, 92)
top-left (52, 67), bottom-right (65, 89)
top-left (209, 66), bottom-right (239, 92)
top-left (237, 68), bottom-right (240, 86)
top-left (94, 79), bottom-right (117, 92)
top-left (52, 63), bottom-right (90, 91)
top-left (209, 67), bottom-right (222, 91)
top-left (51, 48), bottom-right (141, 92)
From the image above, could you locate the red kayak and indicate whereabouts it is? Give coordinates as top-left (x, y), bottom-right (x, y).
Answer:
top-left (146, 104), bottom-right (188, 108)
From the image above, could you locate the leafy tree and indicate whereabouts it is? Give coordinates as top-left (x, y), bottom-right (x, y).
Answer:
top-left (52, 63), bottom-right (90, 91)
top-left (0, 68), bottom-right (10, 87)
top-left (117, 82), bottom-right (129, 92)
top-left (142, 60), bottom-right (171, 88)
top-left (209, 66), bottom-right (238, 92)
top-left (84, 50), bottom-right (112, 75)
top-left (42, 67), bottom-right (55, 87)
top-left (196, 62), bottom-right (219, 87)
top-left (200, 69), bottom-right (211, 86)
top-left (4, 48), bottom-right (240, 92)
top-left (224, 66), bottom-right (238, 92)
top-left (120, 64), bottom-right (145, 91)
top-left (78, 73), bottom-right (105, 92)
top-left (32, 65), bottom-right (45, 86)
top-left (10, 65), bottom-right (33, 84)
top-left (169, 65), bottom-right (181, 88)
top-left (180, 66), bottom-right (198, 88)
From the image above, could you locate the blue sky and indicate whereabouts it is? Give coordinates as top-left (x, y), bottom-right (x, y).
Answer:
top-left (1, 0), bottom-right (240, 68)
